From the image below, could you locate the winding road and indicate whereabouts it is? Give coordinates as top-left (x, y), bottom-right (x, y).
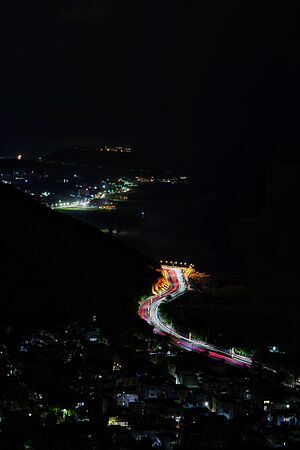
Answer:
top-left (139, 266), bottom-right (253, 369)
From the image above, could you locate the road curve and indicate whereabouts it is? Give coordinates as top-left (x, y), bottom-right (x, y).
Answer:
top-left (139, 266), bottom-right (253, 369)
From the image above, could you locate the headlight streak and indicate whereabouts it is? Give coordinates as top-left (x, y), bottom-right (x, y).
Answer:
top-left (139, 266), bottom-right (253, 369)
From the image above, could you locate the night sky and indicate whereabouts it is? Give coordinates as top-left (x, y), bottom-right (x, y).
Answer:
top-left (2, 2), bottom-right (300, 179)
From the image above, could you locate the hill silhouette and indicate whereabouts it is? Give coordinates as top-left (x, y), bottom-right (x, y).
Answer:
top-left (0, 183), bottom-right (159, 334)
top-left (45, 146), bottom-right (144, 171)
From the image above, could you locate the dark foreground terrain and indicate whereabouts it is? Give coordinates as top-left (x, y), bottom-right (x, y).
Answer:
top-left (0, 182), bottom-right (159, 336)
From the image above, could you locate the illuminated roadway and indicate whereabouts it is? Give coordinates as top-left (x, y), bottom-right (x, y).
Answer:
top-left (139, 266), bottom-right (254, 369)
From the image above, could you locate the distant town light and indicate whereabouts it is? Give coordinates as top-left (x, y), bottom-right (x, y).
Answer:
top-left (17, 154), bottom-right (22, 160)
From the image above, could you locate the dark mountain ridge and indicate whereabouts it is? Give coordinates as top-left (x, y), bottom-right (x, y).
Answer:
top-left (45, 146), bottom-right (143, 170)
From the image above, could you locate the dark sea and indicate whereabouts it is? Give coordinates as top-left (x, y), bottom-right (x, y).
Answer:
top-left (63, 181), bottom-right (249, 275)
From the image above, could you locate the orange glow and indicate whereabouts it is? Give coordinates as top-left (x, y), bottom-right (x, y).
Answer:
top-left (152, 273), bottom-right (169, 294)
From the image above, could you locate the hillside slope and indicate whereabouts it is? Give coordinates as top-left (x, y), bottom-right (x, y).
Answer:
top-left (0, 183), bottom-right (159, 334)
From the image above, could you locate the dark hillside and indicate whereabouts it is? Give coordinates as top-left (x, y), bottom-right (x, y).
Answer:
top-left (0, 183), bottom-right (159, 334)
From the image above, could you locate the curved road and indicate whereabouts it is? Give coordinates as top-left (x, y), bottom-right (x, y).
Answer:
top-left (139, 266), bottom-right (253, 369)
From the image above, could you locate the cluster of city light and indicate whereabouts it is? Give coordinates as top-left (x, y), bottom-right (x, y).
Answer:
top-left (91, 177), bottom-right (136, 212)
top-left (135, 175), bottom-right (187, 184)
top-left (95, 145), bottom-right (131, 153)
top-left (98, 204), bottom-right (116, 211)
top-left (51, 200), bottom-right (91, 209)
top-left (48, 177), bottom-right (137, 214)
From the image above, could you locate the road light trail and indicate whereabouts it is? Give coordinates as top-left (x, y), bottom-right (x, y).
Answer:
top-left (139, 266), bottom-right (253, 369)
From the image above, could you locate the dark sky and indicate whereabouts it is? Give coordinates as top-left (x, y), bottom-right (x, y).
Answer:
top-left (2, 1), bottom-right (300, 178)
